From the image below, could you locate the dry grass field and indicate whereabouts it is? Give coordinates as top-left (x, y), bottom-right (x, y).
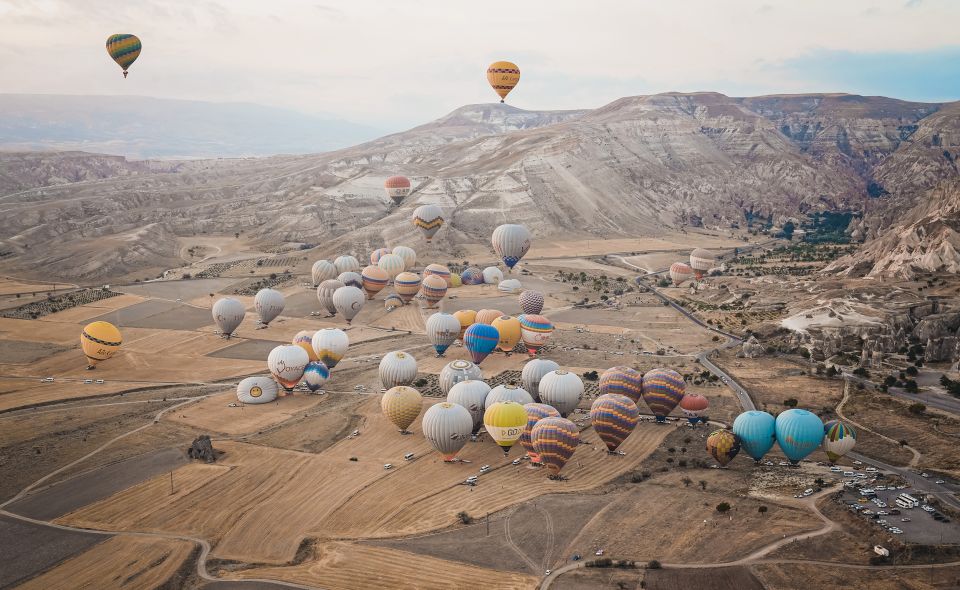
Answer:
top-left (752, 563), bottom-right (960, 590)
top-left (166, 389), bottom-right (326, 436)
top-left (713, 352), bottom-right (844, 413)
top-left (16, 535), bottom-right (195, 590)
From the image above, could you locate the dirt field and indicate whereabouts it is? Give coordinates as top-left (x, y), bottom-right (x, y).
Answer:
top-left (165, 389), bottom-right (326, 436)
top-left (0, 339), bottom-right (69, 364)
top-left (553, 567), bottom-right (642, 590)
top-left (642, 567), bottom-right (765, 590)
top-left (116, 278), bottom-right (244, 300)
top-left (714, 352), bottom-right (844, 414)
top-left (0, 515), bottom-right (105, 588)
top-left (87, 299), bottom-right (215, 331)
top-left (16, 534), bottom-right (195, 590)
top-left (752, 562), bottom-right (960, 590)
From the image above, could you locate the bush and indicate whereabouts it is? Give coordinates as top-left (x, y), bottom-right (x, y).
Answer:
top-left (908, 402), bottom-right (925, 415)
top-left (456, 511), bottom-right (473, 525)
top-left (905, 365), bottom-right (918, 376)
top-left (647, 560), bottom-right (662, 569)
top-left (716, 502), bottom-right (731, 513)
top-left (414, 378), bottom-right (428, 387)
top-left (758, 505), bottom-right (768, 515)
top-left (349, 456), bottom-right (358, 461)
top-left (783, 398), bottom-right (798, 408)
top-left (904, 380), bottom-right (919, 393)
top-left (852, 367), bottom-right (869, 378)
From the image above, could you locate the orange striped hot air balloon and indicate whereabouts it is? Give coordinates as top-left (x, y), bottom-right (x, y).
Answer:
top-left (487, 61), bottom-right (520, 103)
top-left (531, 417), bottom-right (579, 476)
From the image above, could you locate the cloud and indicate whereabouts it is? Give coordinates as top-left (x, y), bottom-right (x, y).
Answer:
top-left (905, 0), bottom-right (923, 7)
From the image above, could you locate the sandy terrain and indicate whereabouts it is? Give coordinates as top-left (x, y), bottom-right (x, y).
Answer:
top-left (166, 389), bottom-right (326, 436)
top-left (16, 534), bottom-right (195, 590)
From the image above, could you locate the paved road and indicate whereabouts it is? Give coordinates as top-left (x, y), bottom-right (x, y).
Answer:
top-left (697, 352), bottom-right (756, 412)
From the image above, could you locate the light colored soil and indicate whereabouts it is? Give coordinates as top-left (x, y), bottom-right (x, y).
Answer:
top-left (164, 389), bottom-right (326, 436)
top-left (752, 562), bottom-right (960, 590)
top-left (642, 567), bottom-right (765, 590)
top-left (714, 352), bottom-right (844, 414)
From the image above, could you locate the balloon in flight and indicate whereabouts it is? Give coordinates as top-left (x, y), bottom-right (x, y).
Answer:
top-left (384, 175), bottom-right (411, 206)
top-left (590, 394), bottom-right (639, 452)
top-left (491, 224), bottom-right (532, 271)
top-left (486, 60), bottom-right (520, 102)
top-left (80, 321), bottom-right (122, 369)
top-left (412, 205), bottom-right (444, 243)
top-left (422, 263), bottom-right (452, 286)
top-left (106, 34), bottom-right (141, 78)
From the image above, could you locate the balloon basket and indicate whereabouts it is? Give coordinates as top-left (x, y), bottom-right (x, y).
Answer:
top-left (122, 70), bottom-right (128, 78)
top-left (86, 365), bottom-right (95, 370)
top-left (399, 430), bottom-right (413, 435)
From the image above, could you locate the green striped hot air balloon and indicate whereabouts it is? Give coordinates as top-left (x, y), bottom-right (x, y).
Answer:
top-left (106, 34), bottom-right (141, 78)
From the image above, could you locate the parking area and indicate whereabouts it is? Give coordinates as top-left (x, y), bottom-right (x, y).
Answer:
top-left (839, 474), bottom-right (960, 544)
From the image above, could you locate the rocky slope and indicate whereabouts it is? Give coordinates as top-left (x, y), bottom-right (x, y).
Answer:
top-left (1, 92), bottom-right (957, 282)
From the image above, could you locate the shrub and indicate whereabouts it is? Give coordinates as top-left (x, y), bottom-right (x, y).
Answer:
top-left (908, 402), bottom-right (925, 415)
top-left (716, 502), bottom-right (731, 513)
top-left (457, 511), bottom-right (473, 525)
top-left (905, 365), bottom-right (918, 376)
top-left (758, 505), bottom-right (768, 515)
top-left (414, 378), bottom-right (428, 387)
top-left (783, 398), bottom-right (798, 408)
top-left (647, 560), bottom-right (662, 569)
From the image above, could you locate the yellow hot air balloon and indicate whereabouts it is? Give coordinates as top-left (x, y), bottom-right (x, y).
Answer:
top-left (453, 309), bottom-right (477, 339)
top-left (381, 386), bottom-right (423, 434)
top-left (293, 330), bottom-right (319, 362)
top-left (487, 61), bottom-right (520, 103)
top-left (491, 315), bottom-right (521, 352)
top-left (106, 34), bottom-right (142, 78)
top-left (80, 321), bottom-right (122, 369)
top-left (483, 400), bottom-right (528, 455)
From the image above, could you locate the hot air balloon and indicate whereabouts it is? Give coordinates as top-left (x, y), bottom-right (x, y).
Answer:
top-left (361, 265), bottom-right (390, 299)
top-left (598, 366), bottom-right (644, 405)
top-left (822, 420), bottom-right (857, 463)
top-left (422, 263), bottom-right (452, 286)
top-left (679, 393), bottom-right (709, 425)
top-left (212, 298), bottom-right (245, 338)
top-left (460, 267), bottom-right (484, 285)
top-left (641, 368), bottom-right (685, 422)
top-left (267, 345), bottom-right (309, 392)
top-left (384, 175), bottom-right (411, 206)
top-left (311, 328), bottom-right (349, 369)
top-left (412, 205), bottom-right (444, 243)
top-left (106, 34), bottom-right (141, 78)
top-left (311, 260), bottom-right (337, 287)
top-left (492, 224), bottom-right (532, 271)
top-left (425, 313), bottom-right (461, 357)
top-left (379, 351), bottom-right (418, 389)
top-left (80, 321), bottom-right (122, 369)
top-left (491, 315), bottom-right (522, 352)
top-left (591, 394), bottom-right (639, 453)
top-left (303, 361), bottom-right (330, 392)
top-left (521, 358), bottom-right (559, 402)
top-left (370, 248), bottom-right (392, 265)
top-left (293, 330), bottom-right (319, 362)
top-left (447, 379), bottom-right (491, 432)
top-left (420, 274), bottom-right (448, 308)
top-left (706, 429), bottom-right (741, 467)
top-left (450, 273), bottom-right (462, 288)
top-left (689, 248), bottom-right (715, 279)
top-left (317, 279), bottom-right (344, 316)
top-left (237, 376), bottom-right (279, 404)
top-left (519, 290), bottom-right (545, 315)
top-left (385, 293), bottom-right (403, 311)
top-left (519, 314), bottom-right (554, 356)
top-left (392, 246), bottom-right (417, 270)
top-left (334, 255), bottom-right (360, 275)
top-left (378, 254), bottom-right (405, 281)
top-left (453, 310), bottom-right (477, 339)
top-left (669, 262), bottom-right (694, 287)
top-left (475, 309), bottom-right (503, 325)
top-left (332, 286), bottom-right (365, 324)
top-left (254, 288), bottom-right (285, 326)
top-left (338, 271), bottom-right (363, 290)
top-left (464, 323), bottom-right (499, 365)
top-left (439, 359), bottom-right (483, 395)
top-left (486, 61), bottom-right (520, 103)
top-left (538, 370), bottom-right (583, 417)
top-left (775, 409), bottom-right (824, 464)
top-left (482, 266), bottom-right (503, 285)
top-left (532, 417), bottom-right (579, 475)
top-left (498, 279), bottom-right (522, 294)
top-left (483, 401), bottom-right (527, 455)
top-left (485, 383), bottom-right (534, 408)
top-left (422, 402), bottom-right (473, 461)
top-left (382, 386), bottom-right (423, 434)
top-left (520, 403), bottom-right (561, 463)
top-left (393, 272), bottom-right (422, 303)
top-left (732, 411), bottom-right (777, 462)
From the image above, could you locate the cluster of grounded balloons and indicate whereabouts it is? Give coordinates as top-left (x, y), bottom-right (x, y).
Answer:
top-left (669, 249), bottom-right (716, 286)
top-left (705, 409), bottom-right (857, 467)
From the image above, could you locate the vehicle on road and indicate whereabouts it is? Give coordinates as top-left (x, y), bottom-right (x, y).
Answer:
top-left (383, 463), bottom-right (393, 470)
top-left (404, 453), bottom-right (415, 461)
top-left (936, 479), bottom-right (946, 484)
top-left (84, 379), bottom-right (93, 384)
top-left (480, 464), bottom-right (491, 473)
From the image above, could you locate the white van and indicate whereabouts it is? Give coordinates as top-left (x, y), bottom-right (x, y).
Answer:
top-left (479, 464), bottom-right (491, 473)
top-left (404, 453), bottom-right (415, 461)
top-left (383, 463), bottom-right (393, 470)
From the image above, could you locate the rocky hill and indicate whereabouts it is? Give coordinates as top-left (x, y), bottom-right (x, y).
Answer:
top-left (1, 92), bottom-right (957, 282)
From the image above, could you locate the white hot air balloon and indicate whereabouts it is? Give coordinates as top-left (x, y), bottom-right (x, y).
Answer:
top-left (392, 246), bottom-right (417, 270)
top-left (378, 253), bottom-right (405, 281)
top-left (237, 376), bottom-right (279, 404)
top-left (311, 260), bottom-right (337, 287)
top-left (316, 279), bottom-right (344, 316)
top-left (485, 383), bottom-right (534, 408)
top-left (334, 255), bottom-right (360, 275)
top-left (255, 288), bottom-right (285, 326)
top-left (538, 370), bottom-right (584, 416)
top-left (689, 249), bottom-right (715, 279)
top-left (311, 328), bottom-right (349, 369)
top-left (332, 286), bottom-right (365, 325)
top-left (212, 297), bottom-right (245, 338)
top-left (337, 271), bottom-right (363, 289)
top-left (439, 359), bottom-right (483, 395)
top-left (425, 312), bottom-right (461, 357)
top-left (498, 279), bottom-right (522, 293)
top-left (447, 380), bottom-right (491, 432)
top-left (491, 224), bottom-right (532, 272)
top-left (482, 266), bottom-right (504, 285)
top-left (412, 204), bottom-right (444, 243)
top-left (521, 358), bottom-right (559, 402)
top-left (267, 344), bottom-right (309, 392)
top-left (422, 402), bottom-right (474, 461)
top-left (379, 350), bottom-right (418, 389)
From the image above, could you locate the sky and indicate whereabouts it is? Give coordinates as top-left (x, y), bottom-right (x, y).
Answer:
top-left (1, 0), bottom-right (959, 132)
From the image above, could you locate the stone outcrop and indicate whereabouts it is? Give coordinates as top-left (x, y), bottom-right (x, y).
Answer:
top-left (186, 435), bottom-right (217, 463)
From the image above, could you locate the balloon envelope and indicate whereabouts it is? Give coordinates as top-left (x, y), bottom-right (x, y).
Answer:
top-left (521, 358), bottom-right (559, 402)
top-left (332, 286), bottom-right (365, 324)
top-left (491, 224), bottom-right (532, 270)
top-left (254, 289), bottom-right (285, 325)
top-left (267, 345), bottom-right (309, 392)
top-left (520, 403), bottom-right (561, 462)
top-left (422, 402), bottom-right (473, 460)
top-left (422, 264), bottom-right (452, 286)
top-left (591, 394), bottom-right (639, 452)
top-left (447, 379), bottom-right (491, 431)
top-left (379, 351), bottom-right (418, 389)
top-left (670, 262), bottom-right (694, 286)
top-left (531, 417), bottom-right (579, 473)
top-left (487, 61), bottom-right (520, 102)
top-left (475, 309), bottom-right (503, 325)
top-left (538, 370), bottom-right (583, 417)
top-left (519, 290), bottom-right (545, 315)
top-left (338, 271), bottom-right (363, 289)
top-left (706, 429), bottom-right (741, 466)
top-left (237, 376), bottom-right (279, 404)
top-left (460, 267), bottom-right (484, 285)
top-left (311, 328), bottom-right (349, 369)
top-left (420, 275), bottom-right (448, 308)
top-left (464, 323), bottom-right (499, 365)
top-left (439, 359), bottom-right (483, 395)
top-left (384, 175), bottom-right (411, 205)
top-left (293, 330), bottom-right (319, 362)
top-left (482, 266), bottom-right (503, 285)
top-left (483, 401), bottom-right (527, 454)
top-left (311, 260), bottom-right (337, 286)
top-left (519, 314), bottom-right (554, 355)
top-left (412, 205), bottom-right (444, 242)
top-left (485, 384), bottom-right (534, 408)
top-left (679, 393), bottom-right (709, 424)
top-left (641, 368), bottom-right (685, 421)
top-left (453, 310), bottom-right (477, 339)
top-left (598, 366), bottom-right (644, 405)
top-left (378, 253), bottom-right (405, 279)
top-left (303, 361), bottom-right (330, 392)
top-left (491, 315), bottom-right (522, 352)
top-left (317, 279), bottom-right (344, 315)
top-left (822, 419), bottom-right (857, 463)
top-left (392, 246), bottom-right (417, 270)
top-left (80, 321), bottom-right (122, 367)
top-left (394, 272), bottom-right (422, 303)
top-left (381, 386), bottom-right (423, 432)
top-left (732, 411), bottom-right (777, 462)
top-left (426, 313), bottom-right (461, 356)
top-left (106, 34), bottom-right (141, 77)
top-left (775, 409), bottom-right (824, 464)
top-left (212, 298), bottom-right (245, 337)
top-left (334, 255), bottom-right (360, 275)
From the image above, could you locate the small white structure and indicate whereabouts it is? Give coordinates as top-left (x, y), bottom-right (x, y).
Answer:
top-left (873, 545), bottom-right (889, 557)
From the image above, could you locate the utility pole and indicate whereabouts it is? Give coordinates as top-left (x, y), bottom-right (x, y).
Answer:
top-left (169, 471), bottom-right (174, 495)
top-left (486, 512), bottom-right (490, 536)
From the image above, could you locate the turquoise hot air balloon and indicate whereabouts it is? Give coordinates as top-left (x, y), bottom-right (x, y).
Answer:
top-left (464, 323), bottom-right (499, 365)
top-left (732, 411), bottom-right (777, 462)
top-left (775, 409), bottom-right (824, 464)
